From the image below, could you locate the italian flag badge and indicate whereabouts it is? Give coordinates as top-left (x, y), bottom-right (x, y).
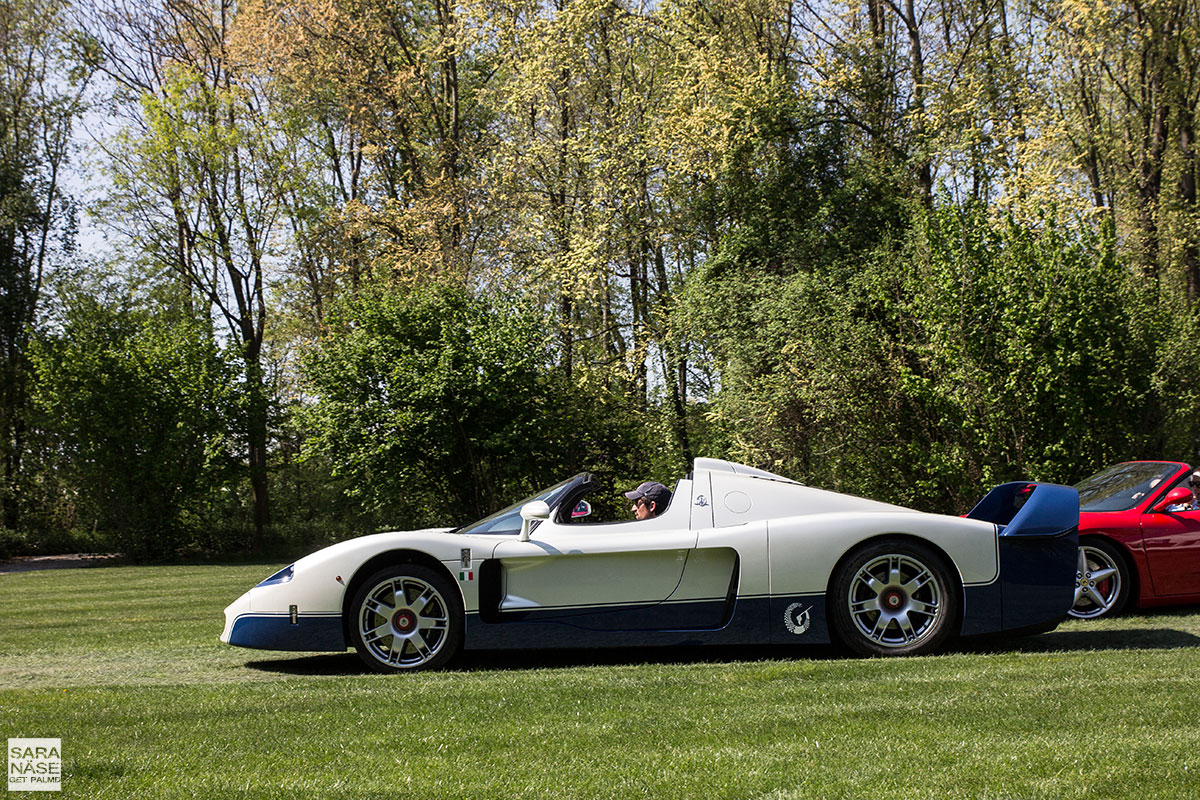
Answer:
top-left (459, 570), bottom-right (474, 581)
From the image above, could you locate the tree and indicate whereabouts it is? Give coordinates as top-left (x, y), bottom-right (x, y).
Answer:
top-left (87, 0), bottom-right (290, 547)
top-left (690, 202), bottom-right (1162, 512)
top-left (30, 292), bottom-right (239, 558)
top-left (301, 282), bottom-right (642, 528)
top-left (1033, 0), bottom-right (1200, 289)
top-left (0, 0), bottom-right (89, 532)
top-left (233, 0), bottom-right (494, 285)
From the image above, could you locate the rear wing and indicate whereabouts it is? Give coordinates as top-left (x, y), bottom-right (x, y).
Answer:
top-left (966, 482), bottom-right (1079, 537)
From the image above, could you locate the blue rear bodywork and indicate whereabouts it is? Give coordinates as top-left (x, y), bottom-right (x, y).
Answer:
top-left (965, 482), bottom-right (1079, 634)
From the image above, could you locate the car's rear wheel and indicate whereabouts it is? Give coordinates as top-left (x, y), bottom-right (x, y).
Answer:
top-left (349, 565), bottom-right (463, 672)
top-left (830, 539), bottom-right (958, 657)
top-left (1068, 540), bottom-right (1129, 620)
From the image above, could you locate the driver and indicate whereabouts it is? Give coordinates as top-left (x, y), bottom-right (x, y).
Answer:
top-left (1165, 470), bottom-right (1200, 512)
top-left (1181, 470), bottom-right (1200, 511)
top-left (625, 481), bottom-right (672, 520)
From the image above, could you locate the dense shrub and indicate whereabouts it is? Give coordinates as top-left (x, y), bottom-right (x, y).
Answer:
top-left (29, 296), bottom-right (241, 559)
top-left (686, 204), bottom-right (1165, 513)
top-left (301, 282), bottom-right (645, 530)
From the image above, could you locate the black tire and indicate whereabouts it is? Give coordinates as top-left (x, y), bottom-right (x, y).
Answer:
top-left (1067, 539), bottom-right (1130, 620)
top-left (830, 539), bottom-right (958, 657)
top-left (348, 564), bottom-right (463, 672)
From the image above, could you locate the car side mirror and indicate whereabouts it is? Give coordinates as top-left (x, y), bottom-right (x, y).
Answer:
top-left (519, 501), bottom-right (551, 541)
top-left (1152, 486), bottom-right (1193, 513)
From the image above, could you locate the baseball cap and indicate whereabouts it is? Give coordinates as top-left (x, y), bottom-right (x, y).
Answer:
top-left (624, 481), bottom-right (672, 508)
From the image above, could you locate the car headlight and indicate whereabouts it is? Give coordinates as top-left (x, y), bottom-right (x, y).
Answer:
top-left (256, 564), bottom-right (295, 587)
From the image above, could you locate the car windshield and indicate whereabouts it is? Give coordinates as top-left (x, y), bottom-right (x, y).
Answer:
top-left (455, 476), bottom-right (581, 535)
top-left (1075, 462), bottom-right (1182, 512)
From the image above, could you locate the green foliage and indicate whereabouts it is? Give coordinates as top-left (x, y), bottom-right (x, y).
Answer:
top-left (29, 294), bottom-right (241, 558)
top-left (301, 282), bottom-right (643, 529)
top-left (690, 202), bottom-right (1165, 513)
top-left (887, 206), bottom-right (1161, 496)
top-left (1152, 302), bottom-right (1200, 461)
top-left (0, 0), bottom-right (89, 531)
top-left (11, 0), bottom-right (1198, 559)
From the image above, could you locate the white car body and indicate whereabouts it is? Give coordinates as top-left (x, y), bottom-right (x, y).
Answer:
top-left (222, 458), bottom-right (1079, 668)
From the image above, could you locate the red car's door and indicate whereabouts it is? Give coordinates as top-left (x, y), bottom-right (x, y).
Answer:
top-left (1140, 509), bottom-right (1200, 596)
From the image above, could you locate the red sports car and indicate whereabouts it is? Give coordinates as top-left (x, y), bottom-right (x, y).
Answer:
top-left (1072, 460), bottom-right (1200, 619)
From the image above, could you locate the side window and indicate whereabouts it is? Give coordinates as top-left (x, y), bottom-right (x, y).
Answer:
top-left (1165, 473), bottom-right (1198, 511)
top-left (556, 485), bottom-right (651, 525)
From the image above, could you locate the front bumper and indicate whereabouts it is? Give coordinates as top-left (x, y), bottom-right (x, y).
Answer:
top-left (221, 590), bottom-right (346, 652)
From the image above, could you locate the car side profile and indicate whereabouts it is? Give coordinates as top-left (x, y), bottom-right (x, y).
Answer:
top-left (1071, 460), bottom-right (1200, 619)
top-left (221, 458), bottom-right (1079, 671)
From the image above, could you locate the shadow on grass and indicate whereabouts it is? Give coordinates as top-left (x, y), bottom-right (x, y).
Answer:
top-left (244, 643), bottom-right (840, 676)
top-left (955, 626), bottom-right (1200, 655)
top-left (243, 607), bottom-right (1200, 676)
top-left (957, 606), bottom-right (1200, 655)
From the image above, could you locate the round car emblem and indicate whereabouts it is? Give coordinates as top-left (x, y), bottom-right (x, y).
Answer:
top-left (393, 610), bottom-right (417, 632)
top-left (883, 590), bottom-right (904, 609)
top-left (783, 602), bottom-right (812, 635)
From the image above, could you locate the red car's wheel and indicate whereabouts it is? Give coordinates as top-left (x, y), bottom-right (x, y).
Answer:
top-left (1068, 540), bottom-right (1129, 620)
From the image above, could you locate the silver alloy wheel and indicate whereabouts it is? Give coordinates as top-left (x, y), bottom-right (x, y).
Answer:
top-left (846, 553), bottom-right (944, 648)
top-left (1068, 545), bottom-right (1122, 620)
top-left (357, 574), bottom-right (451, 668)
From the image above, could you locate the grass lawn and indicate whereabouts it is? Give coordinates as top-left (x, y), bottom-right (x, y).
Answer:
top-left (2, 562), bottom-right (1199, 799)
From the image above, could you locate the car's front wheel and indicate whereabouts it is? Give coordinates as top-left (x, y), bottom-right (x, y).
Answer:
top-left (348, 565), bottom-right (463, 672)
top-left (830, 539), bottom-right (958, 657)
top-left (1067, 540), bottom-right (1129, 620)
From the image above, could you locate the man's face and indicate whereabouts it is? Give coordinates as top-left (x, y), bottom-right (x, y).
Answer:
top-left (632, 497), bottom-right (654, 520)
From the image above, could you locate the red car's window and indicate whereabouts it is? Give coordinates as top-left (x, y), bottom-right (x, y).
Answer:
top-left (1076, 461), bottom-right (1182, 512)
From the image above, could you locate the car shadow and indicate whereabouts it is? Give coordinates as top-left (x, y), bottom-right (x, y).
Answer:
top-left (243, 609), bottom-right (1200, 676)
top-left (954, 606), bottom-right (1200, 655)
top-left (955, 625), bottom-right (1200, 655)
top-left (244, 653), bottom-right (368, 675)
top-left (243, 644), bottom-right (839, 676)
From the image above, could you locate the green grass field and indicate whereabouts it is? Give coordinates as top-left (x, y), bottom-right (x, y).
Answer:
top-left (2, 563), bottom-right (1199, 799)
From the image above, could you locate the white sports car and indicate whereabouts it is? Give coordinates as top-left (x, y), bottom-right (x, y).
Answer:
top-left (221, 458), bottom-right (1079, 671)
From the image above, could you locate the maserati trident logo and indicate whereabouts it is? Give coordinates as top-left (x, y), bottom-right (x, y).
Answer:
top-left (783, 602), bottom-right (812, 635)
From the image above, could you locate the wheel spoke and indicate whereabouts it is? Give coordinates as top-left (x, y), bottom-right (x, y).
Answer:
top-left (410, 631), bottom-right (434, 660)
top-left (418, 615), bottom-right (448, 632)
top-left (896, 612), bottom-right (917, 641)
top-left (362, 622), bottom-right (391, 644)
top-left (1083, 584), bottom-right (1110, 609)
top-left (365, 596), bottom-right (394, 618)
top-left (392, 579), bottom-right (412, 608)
top-left (850, 597), bottom-right (877, 615)
top-left (410, 586), bottom-right (437, 612)
top-left (862, 575), bottom-right (885, 595)
top-left (907, 598), bottom-right (938, 617)
top-left (1090, 565), bottom-right (1117, 583)
top-left (901, 570), bottom-right (933, 595)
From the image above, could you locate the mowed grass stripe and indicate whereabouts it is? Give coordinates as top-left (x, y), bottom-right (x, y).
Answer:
top-left (2, 564), bottom-right (1199, 798)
